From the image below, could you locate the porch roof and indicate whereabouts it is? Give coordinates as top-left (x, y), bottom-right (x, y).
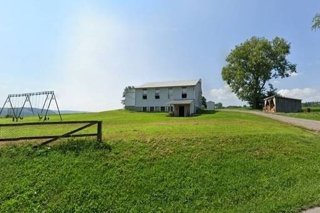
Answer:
top-left (168, 99), bottom-right (194, 105)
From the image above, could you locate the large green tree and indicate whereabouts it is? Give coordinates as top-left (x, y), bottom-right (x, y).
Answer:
top-left (201, 96), bottom-right (207, 109)
top-left (222, 37), bottom-right (297, 109)
top-left (312, 13), bottom-right (320, 30)
top-left (121, 86), bottom-right (134, 105)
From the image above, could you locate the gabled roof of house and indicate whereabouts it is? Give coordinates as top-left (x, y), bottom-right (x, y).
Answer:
top-left (136, 79), bottom-right (201, 89)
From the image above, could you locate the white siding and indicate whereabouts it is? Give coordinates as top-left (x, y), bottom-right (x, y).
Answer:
top-left (194, 81), bottom-right (202, 108)
top-left (124, 89), bottom-right (135, 107)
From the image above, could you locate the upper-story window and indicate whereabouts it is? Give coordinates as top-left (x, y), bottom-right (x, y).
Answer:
top-left (168, 88), bottom-right (173, 99)
top-left (182, 87), bottom-right (187, 98)
top-left (155, 89), bottom-right (160, 99)
top-left (143, 89), bottom-right (147, 100)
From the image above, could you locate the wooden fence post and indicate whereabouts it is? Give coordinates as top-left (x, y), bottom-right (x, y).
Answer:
top-left (97, 121), bottom-right (102, 142)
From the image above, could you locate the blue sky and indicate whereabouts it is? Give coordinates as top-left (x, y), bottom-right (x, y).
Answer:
top-left (0, 0), bottom-right (319, 111)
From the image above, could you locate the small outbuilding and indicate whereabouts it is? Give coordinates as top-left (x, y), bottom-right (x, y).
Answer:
top-left (206, 101), bottom-right (215, 110)
top-left (263, 95), bottom-right (302, 113)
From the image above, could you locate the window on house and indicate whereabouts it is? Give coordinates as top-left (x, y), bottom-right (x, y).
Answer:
top-left (168, 88), bottom-right (173, 99)
top-left (150, 107), bottom-right (154, 112)
top-left (161, 106), bottom-right (165, 112)
top-left (143, 107), bottom-right (147, 112)
top-left (182, 87), bottom-right (187, 98)
top-left (155, 89), bottom-right (160, 99)
top-left (143, 89), bottom-right (147, 100)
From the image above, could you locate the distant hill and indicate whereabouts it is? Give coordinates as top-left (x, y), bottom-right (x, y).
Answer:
top-left (0, 107), bottom-right (56, 117)
top-left (58, 110), bottom-right (87, 114)
top-left (0, 108), bottom-right (86, 117)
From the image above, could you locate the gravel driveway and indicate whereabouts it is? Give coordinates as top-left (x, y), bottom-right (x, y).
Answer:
top-left (230, 110), bottom-right (320, 132)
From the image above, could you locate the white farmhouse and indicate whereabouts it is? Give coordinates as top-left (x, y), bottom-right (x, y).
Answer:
top-left (124, 79), bottom-right (202, 117)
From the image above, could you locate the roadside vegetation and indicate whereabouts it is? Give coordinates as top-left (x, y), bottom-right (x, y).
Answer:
top-left (1, 110), bottom-right (320, 212)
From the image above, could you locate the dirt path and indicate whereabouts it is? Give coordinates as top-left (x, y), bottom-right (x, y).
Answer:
top-left (227, 110), bottom-right (320, 132)
top-left (302, 207), bottom-right (320, 213)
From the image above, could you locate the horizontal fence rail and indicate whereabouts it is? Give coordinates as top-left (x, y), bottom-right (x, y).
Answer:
top-left (0, 120), bottom-right (102, 146)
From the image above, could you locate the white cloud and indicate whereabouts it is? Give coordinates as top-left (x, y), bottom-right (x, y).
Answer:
top-left (210, 85), bottom-right (246, 106)
top-left (271, 80), bottom-right (280, 84)
top-left (290, 72), bottom-right (299, 77)
top-left (278, 88), bottom-right (320, 102)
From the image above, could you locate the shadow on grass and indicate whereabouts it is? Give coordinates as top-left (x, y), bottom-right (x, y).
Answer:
top-left (191, 110), bottom-right (218, 117)
top-left (0, 139), bottom-right (112, 157)
top-left (122, 108), bottom-right (221, 118)
top-left (200, 110), bottom-right (217, 115)
top-left (51, 139), bottom-right (112, 154)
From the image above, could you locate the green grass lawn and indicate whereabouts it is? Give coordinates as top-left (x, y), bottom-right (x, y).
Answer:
top-left (280, 107), bottom-right (320, 121)
top-left (1, 110), bottom-right (320, 212)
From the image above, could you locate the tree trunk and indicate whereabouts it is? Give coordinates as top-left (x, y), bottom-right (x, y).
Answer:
top-left (251, 96), bottom-right (262, 109)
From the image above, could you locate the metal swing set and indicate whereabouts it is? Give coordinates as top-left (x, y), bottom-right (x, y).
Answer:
top-left (0, 91), bottom-right (62, 122)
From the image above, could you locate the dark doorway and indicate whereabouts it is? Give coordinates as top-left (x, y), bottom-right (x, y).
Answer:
top-left (270, 100), bottom-right (274, 109)
top-left (179, 106), bottom-right (185, 117)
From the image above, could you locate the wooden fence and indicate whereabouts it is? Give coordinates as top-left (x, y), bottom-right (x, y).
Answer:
top-left (0, 120), bottom-right (102, 146)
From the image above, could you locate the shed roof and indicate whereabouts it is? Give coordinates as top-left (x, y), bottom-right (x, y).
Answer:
top-left (264, 95), bottom-right (302, 101)
top-left (136, 79), bottom-right (201, 89)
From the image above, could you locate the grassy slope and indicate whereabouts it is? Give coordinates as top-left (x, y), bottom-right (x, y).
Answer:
top-left (1, 110), bottom-right (320, 212)
top-left (282, 107), bottom-right (320, 121)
